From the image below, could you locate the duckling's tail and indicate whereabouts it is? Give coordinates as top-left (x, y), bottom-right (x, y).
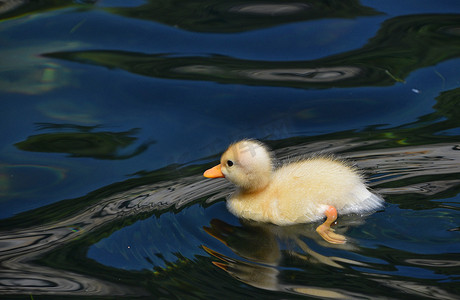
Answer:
top-left (342, 188), bottom-right (384, 215)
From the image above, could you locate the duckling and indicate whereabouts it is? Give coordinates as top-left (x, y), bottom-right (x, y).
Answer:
top-left (204, 139), bottom-right (383, 244)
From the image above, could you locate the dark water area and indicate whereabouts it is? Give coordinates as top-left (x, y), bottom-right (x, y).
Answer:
top-left (1, 0), bottom-right (460, 299)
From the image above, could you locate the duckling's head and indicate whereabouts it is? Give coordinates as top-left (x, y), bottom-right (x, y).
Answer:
top-left (204, 139), bottom-right (273, 192)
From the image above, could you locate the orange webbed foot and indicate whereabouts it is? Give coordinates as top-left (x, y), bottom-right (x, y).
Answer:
top-left (316, 206), bottom-right (346, 244)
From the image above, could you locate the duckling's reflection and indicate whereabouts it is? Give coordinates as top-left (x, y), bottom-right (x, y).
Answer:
top-left (203, 218), bottom-right (369, 298)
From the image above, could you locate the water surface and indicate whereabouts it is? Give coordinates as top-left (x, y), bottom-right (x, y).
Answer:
top-left (0, 0), bottom-right (459, 299)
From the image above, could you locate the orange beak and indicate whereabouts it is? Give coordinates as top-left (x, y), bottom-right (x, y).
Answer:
top-left (204, 164), bottom-right (225, 178)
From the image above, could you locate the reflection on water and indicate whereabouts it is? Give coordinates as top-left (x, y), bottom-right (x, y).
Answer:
top-left (0, 138), bottom-right (459, 297)
top-left (44, 14), bottom-right (460, 89)
top-left (0, 171), bottom-right (228, 296)
top-left (173, 65), bottom-right (362, 83)
top-left (228, 3), bottom-right (311, 15)
top-left (0, 60), bottom-right (70, 95)
top-left (203, 219), bottom-right (378, 298)
top-left (103, 0), bottom-right (380, 33)
top-left (15, 123), bottom-right (154, 160)
top-left (237, 66), bottom-right (361, 82)
top-left (1, 0), bottom-right (460, 298)
top-left (203, 211), bottom-right (459, 299)
top-left (0, 42), bottom-right (83, 94)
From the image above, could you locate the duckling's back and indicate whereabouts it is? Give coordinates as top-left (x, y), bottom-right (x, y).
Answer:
top-left (271, 157), bottom-right (383, 223)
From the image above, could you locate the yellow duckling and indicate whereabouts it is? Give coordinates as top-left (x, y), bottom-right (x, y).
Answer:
top-left (203, 139), bottom-right (383, 244)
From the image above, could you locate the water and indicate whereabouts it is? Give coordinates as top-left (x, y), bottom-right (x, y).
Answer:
top-left (1, 0), bottom-right (459, 299)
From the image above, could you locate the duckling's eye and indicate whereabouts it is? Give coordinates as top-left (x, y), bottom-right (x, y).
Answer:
top-left (227, 160), bottom-right (234, 167)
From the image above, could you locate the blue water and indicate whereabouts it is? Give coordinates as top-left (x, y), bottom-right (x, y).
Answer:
top-left (0, 0), bottom-right (459, 299)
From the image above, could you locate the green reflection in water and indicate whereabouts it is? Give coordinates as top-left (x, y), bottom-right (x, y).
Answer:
top-left (355, 86), bottom-right (460, 151)
top-left (434, 87), bottom-right (460, 122)
top-left (15, 123), bottom-right (154, 160)
top-left (44, 14), bottom-right (460, 89)
top-left (103, 0), bottom-right (381, 33)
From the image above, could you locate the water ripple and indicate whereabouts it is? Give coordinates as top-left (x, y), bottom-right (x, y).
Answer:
top-left (229, 3), bottom-right (311, 15)
top-left (0, 139), bottom-right (459, 296)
